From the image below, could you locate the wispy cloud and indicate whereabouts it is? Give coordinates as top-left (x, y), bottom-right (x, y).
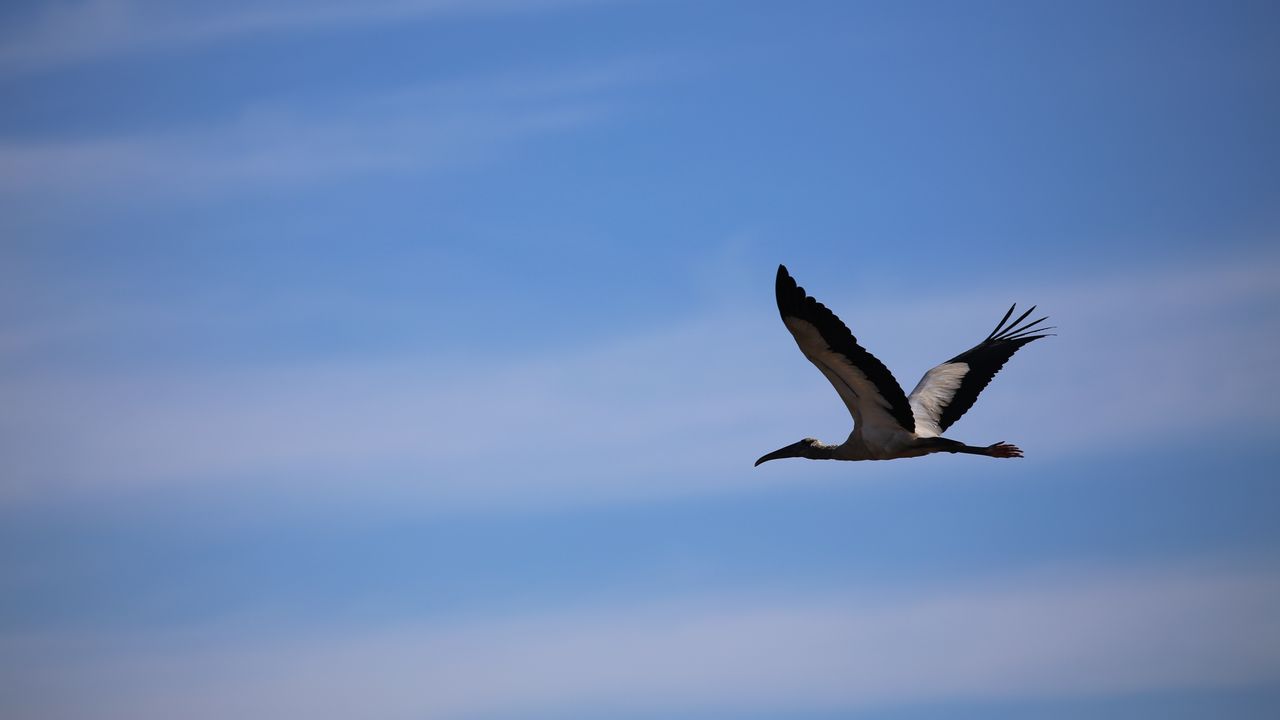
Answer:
top-left (2, 249), bottom-right (1277, 510)
top-left (0, 0), bottom-right (609, 73)
top-left (0, 62), bottom-right (634, 200)
top-left (4, 560), bottom-right (1278, 719)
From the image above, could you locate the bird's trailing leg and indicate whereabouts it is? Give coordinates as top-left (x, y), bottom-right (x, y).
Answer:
top-left (965, 441), bottom-right (1022, 458)
top-left (931, 439), bottom-right (1024, 458)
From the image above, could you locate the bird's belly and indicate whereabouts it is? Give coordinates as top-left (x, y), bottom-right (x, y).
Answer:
top-left (885, 444), bottom-right (934, 459)
top-left (847, 428), bottom-right (921, 460)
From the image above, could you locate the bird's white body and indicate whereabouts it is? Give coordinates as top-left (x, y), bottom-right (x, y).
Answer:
top-left (755, 266), bottom-right (1050, 466)
top-left (832, 428), bottom-right (933, 461)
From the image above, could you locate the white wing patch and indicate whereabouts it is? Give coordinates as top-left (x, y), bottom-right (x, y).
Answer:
top-left (784, 317), bottom-right (906, 435)
top-left (908, 362), bottom-right (969, 438)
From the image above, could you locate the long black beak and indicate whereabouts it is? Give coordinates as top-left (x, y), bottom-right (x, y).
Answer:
top-left (754, 440), bottom-right (808, 467)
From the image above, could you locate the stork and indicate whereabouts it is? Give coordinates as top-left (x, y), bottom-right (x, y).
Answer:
top-left (755, 265), bottom-right (1052, 466)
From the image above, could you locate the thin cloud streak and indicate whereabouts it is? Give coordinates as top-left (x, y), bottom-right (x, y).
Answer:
top-left (0, 66), bottom-right (625, 199)
top-left (1, 250), bottom-right (1277, 510)
top-left (4, 561), bottom-right (1278, 719)
top-left (0, 0), bottom-right (611, 73)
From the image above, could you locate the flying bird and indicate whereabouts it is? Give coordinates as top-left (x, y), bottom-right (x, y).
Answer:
top-left (755, 265), bottom-right (1052, 466)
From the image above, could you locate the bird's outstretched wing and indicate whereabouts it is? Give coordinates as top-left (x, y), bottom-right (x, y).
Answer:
top-left (775, 265), bottom-right (915, 434)
top-left (908, 304), bottom-right (1052, 437)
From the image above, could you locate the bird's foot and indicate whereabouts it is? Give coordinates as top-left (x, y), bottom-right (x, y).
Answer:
top-left (986, 441), bottom-right (1023, 459)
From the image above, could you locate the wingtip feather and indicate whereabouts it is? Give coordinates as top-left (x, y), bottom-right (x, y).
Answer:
top-left (987, 304), bottom-right (1017, 341)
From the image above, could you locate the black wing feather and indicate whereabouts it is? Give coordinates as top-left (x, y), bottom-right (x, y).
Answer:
top-left (776, 265), bottom-right (916, 433)
top-left (935, 303), bottom-right (1053, 432)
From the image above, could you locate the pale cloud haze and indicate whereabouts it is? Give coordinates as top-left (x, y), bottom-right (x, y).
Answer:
top-left (6, 562), bottom-right (1278, 720)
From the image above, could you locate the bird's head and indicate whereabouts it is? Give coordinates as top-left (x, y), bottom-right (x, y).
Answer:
top-left (754, 438), bottom-right (821, 466)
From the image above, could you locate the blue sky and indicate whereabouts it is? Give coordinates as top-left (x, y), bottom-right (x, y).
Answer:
top-left (3, 1), bottom-right (1280, 718)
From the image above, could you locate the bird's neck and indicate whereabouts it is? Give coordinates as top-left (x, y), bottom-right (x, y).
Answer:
top-left (804, 443), bottom-right (840, 460)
